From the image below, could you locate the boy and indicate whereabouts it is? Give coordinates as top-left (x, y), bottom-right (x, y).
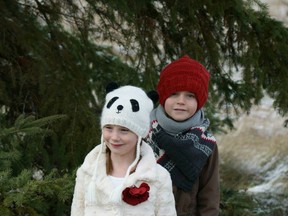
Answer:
top-left (147, 55), bottom-right (220, 216)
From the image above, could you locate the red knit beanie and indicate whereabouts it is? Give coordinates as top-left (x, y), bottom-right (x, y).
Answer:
top-left (157, 55), bottom-right (210, 110)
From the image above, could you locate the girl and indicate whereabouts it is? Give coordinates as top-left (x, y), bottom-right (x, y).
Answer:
top-left (71, 85), bottom-right (176, 216)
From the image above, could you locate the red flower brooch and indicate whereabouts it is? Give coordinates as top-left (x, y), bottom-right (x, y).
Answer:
top-left (122, 183), bottom-right (150, 206)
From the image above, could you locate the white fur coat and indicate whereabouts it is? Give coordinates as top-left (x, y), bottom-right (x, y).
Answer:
top-left (71, 142), bottom-right (176, 216)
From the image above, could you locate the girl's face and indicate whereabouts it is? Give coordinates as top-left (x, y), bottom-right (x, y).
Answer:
top-left (164, 91), bottom-right (198, 121)
top-left (103, 124), bottom-right (138, 158)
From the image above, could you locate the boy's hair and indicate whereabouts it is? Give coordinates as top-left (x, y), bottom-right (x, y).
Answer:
top-left (157, 55), bottom-right (210, 110)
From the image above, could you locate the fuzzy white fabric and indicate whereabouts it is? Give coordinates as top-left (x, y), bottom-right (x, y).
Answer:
top-left (71, 142), bottom-right (176, 216)
top-left (101, 85), bottom-right (153, 138)
top-left (85, 85), bottom-right (155, 204)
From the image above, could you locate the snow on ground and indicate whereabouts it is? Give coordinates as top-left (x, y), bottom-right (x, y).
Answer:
top-left (216, 92), bottom-right (288, 213)
top-left (247, 158), bottom-right (288, 194)
top-left (217, 93), bottom-right (288, 190)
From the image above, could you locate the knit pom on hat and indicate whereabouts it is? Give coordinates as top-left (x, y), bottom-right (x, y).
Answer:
top-left (157, 55), bottom-right (210, 110)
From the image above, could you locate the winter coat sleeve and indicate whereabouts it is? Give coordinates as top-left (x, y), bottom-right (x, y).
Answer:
top-left (71, 167), bottom-right (85, 216)
top-left (154, 167), bottom-right (177, 216)
top-left (197, 144), bottom-right (220, 216)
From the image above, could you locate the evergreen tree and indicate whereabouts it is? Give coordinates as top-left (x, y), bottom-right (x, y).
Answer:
top-left (1, 0), bottom-right (288, 215)
top-left (0, 114), bottom-right (74, 215)
top-left (79, 0), bottom-right (288, 128)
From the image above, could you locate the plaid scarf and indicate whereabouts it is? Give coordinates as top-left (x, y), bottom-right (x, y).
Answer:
top-left (147, 106), bottom-right (216, 191)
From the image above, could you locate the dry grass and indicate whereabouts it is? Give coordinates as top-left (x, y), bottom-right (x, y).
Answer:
top-left (216, 106), bottom-right (288, 216)
top-left (217, 104), bottom-right (288, 179)
top-left (216, 104), bottom-right (288, 215)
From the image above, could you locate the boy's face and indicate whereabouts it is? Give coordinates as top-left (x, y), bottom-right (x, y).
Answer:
top-left (164, 91), bottom-right (198, 122)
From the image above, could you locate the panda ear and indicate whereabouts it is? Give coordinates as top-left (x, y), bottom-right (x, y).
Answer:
top-left (147, 90), bottom-right (159, 104)
top-left (106, 82), bottom-right (119, 93)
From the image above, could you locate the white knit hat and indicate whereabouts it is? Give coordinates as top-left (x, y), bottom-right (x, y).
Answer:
top-left (87, 85), bottom-right (154, 204)
top-left (101, 85), bottom-right (153, 138)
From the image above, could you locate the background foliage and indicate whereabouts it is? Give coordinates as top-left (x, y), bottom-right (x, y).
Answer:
top-left (1, 0), bottom-right (288, 215)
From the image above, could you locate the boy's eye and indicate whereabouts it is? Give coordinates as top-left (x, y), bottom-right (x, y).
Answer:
top-left (170, 93), bottom-right (179, 97)
top-left (187, 94), bottom-right (195, 98)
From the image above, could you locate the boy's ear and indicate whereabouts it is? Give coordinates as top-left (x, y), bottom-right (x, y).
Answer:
top-left (106, 82), bottom-right (119, 93)
top-left (147, 90), bottom-right (159, 104)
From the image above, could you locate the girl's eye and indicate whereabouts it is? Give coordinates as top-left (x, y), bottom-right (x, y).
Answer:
top-left (120, 128), bottom-right (129, 133)
top-left (104, 125), bottom-right (113, 130)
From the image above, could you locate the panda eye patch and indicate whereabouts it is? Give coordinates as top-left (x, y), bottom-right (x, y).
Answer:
top-left (130, 99), bottom-right (139, 112)
top-left (107, 97), bottom-right (119, 108)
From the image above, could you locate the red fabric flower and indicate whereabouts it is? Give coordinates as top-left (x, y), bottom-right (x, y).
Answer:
top-left (122, 183), bottom-right (150, 206)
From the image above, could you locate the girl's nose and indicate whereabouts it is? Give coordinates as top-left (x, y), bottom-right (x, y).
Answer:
top-left (110, 130), bottom-right (120, 140)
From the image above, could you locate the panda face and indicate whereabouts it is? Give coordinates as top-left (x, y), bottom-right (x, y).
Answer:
top-left (106, 96), bottom-right (140, 114)
top-left (101, 85), bottom-right (154, 138)
top-left (130, 99), bottom-right (139, 112)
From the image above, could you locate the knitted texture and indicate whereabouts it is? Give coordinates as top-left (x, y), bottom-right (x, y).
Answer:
top-left (157, 55), bottom-right (210, 110)
top-left (87, 85), bottom-right (154, 204)
top-left (101, 85), bottom-right (153, 138)
top-left (147, 119), bottom-right (216, 191)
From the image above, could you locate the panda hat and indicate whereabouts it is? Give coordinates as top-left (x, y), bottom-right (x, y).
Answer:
top-left (101, 84), bottom-right (153, 138)
top-left (88, 84), bottom-right (155, 204)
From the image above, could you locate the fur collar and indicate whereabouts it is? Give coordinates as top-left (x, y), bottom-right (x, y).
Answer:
top-left (81, 142), bottom-right (158, 186)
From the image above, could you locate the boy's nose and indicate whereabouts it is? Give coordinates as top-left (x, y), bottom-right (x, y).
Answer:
top-left (177, 95), bottom-right (185, 104)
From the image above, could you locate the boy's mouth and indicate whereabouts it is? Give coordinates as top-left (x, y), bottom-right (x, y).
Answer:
top-left (174, 108), bottom-right (186, 111)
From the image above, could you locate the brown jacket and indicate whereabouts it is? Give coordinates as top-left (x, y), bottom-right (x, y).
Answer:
top-left (173, 144), bottom-right (220, 216)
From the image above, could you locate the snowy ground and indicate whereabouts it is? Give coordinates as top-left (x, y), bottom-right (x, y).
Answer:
top-left (218, 2), bottom-right (288, 212)
top-left (216, 94), bottom-right (288, 213)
